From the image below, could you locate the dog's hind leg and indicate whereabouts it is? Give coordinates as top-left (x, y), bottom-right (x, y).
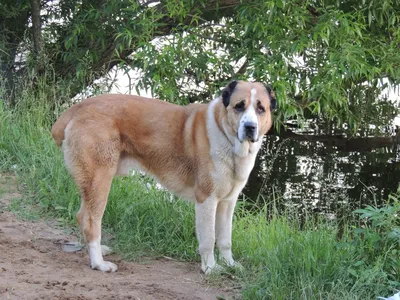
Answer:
top-left (76, 166), bottom-right (117, 272)
top-left (64, 118), bottom-right (120, 272)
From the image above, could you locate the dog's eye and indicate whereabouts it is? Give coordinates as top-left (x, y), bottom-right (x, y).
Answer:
top-left (234, 101), bottom-right (245, 112)
top-left (257, 104), bottom-right (266, 114)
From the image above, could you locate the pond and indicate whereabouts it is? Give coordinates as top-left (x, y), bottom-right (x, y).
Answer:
top-left (244, 134), bottom-right (400, 219)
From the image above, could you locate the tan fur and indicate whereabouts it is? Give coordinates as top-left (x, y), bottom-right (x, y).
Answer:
top-left (52, 81), bottom-right (275, 273)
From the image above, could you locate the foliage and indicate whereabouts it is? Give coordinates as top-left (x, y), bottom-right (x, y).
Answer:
top-left (1, 0), bottom-right (399, 132)
top-left (349, 191), bottom-right (400, 289)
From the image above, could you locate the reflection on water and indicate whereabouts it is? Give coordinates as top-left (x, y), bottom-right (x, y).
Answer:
top-left (244, 135), bottom-right (400, 219)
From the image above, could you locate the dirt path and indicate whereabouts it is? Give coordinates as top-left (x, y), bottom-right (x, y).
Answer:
top-left (0, 175), bottom-right (238, 300)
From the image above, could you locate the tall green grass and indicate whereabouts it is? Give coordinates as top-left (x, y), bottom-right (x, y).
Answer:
top-left (0, 90), bottom-right (399, 299)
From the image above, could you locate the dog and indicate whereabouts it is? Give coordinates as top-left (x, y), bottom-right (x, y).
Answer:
top-left (51, 80), bottom-right (276, 274)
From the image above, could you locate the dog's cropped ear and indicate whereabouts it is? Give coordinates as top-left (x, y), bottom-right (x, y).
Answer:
top-left (222, 80), bottom-right (238, 107)
top-left (264, 84), bottom-right (277, 110)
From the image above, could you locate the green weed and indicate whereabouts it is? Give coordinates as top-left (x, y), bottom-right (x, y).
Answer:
top-left (8, 196), bottom-right (41, 221)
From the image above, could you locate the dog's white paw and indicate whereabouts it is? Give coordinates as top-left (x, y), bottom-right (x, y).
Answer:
top-left (101, 245), bottom-right (113, 256)
top-left (91, 261), bottom-right (118, 272)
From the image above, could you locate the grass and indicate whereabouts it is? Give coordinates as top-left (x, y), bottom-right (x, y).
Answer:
top-left (0, 89), bottom-right (399, 299)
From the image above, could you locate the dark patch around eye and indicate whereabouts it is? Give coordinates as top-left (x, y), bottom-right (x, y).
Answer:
top-left (257, 104), bottom-right (266, 114)
top-left (234, 100), bottom-right (245, 112)
top-left (256, 100), bottom-right (265, 114)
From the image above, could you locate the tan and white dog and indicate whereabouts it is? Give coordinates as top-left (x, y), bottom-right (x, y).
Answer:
top-left (51, 80), bottom-right (276, 274)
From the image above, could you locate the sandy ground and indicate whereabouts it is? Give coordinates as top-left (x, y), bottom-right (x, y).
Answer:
top-left (0, 175), bottom-right (238, 300)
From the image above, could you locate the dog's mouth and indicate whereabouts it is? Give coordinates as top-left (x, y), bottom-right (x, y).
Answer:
top-left (238, 135), bottom-right (258, 143)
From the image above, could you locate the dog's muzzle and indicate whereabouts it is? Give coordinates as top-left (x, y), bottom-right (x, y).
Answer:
top-left (244, 122), bottom-right (258, 143)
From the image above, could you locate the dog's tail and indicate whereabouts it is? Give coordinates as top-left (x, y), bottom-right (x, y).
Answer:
top-left (51, 104), bottom-right (80, 147)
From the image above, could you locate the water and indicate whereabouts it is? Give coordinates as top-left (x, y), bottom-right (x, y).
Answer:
top-left (244, 134), bottom-right (400, 219)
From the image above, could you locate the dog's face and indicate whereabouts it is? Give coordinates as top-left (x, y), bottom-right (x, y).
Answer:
top-left (222, 80), bottom-right (276, 143)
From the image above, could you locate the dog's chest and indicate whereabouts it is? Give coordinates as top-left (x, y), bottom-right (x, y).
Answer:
top-left (212, 151), bottom-right (257, 200)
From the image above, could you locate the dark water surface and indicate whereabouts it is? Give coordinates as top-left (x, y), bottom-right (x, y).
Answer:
top-left (244, 134), bottom-right (400, 219)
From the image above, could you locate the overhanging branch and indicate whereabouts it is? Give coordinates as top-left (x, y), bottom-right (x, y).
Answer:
top-left (53, 0), bottom-right (242, 100)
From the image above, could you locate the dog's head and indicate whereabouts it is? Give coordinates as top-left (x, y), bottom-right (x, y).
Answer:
top-left (222, 80), bottom-right (276, 143)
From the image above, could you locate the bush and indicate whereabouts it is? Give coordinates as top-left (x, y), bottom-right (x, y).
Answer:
top-left (348, 189), bottom-right (400, 292)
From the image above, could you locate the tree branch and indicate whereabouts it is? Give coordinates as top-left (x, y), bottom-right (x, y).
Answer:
top-left (30, 0), bottom-right (42, 56)
top-left (184, 57), bottom-right (249, 102)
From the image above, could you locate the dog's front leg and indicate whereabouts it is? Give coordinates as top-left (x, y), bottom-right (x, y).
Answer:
top-left (216, 199), bottom-right (242, 269)
top-left (195, 196), bottom-right (221, 274)
top-left (215, 200), bottom-right (235, 265)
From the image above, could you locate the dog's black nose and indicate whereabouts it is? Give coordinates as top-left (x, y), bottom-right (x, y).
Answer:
top-left (244, 122), bottom-right (257, 133)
